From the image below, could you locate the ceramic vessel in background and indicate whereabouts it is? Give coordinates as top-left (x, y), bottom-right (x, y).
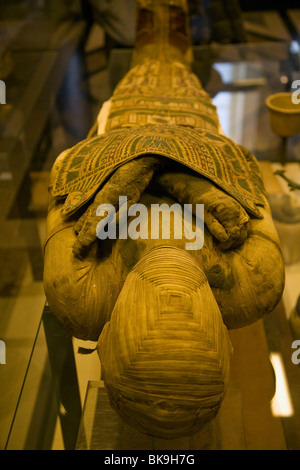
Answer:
top-left (266, 92), bottom-right (300, 137)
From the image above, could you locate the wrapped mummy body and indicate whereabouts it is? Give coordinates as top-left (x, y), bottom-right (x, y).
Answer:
top-left (98, 246), bottom-right (232, 438)
top-left (43, 0), bottom-right (285, 438)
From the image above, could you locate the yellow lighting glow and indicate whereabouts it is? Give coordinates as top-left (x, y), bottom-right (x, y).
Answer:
top-left (269, 352), bottom-right (294, 417)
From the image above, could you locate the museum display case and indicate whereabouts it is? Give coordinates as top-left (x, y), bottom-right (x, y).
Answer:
top-left (0, 0), bottom-right (300, 451)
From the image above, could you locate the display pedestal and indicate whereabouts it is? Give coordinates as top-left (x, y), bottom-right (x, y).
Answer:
top-left (76, 381), bottom-right (246, 450)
